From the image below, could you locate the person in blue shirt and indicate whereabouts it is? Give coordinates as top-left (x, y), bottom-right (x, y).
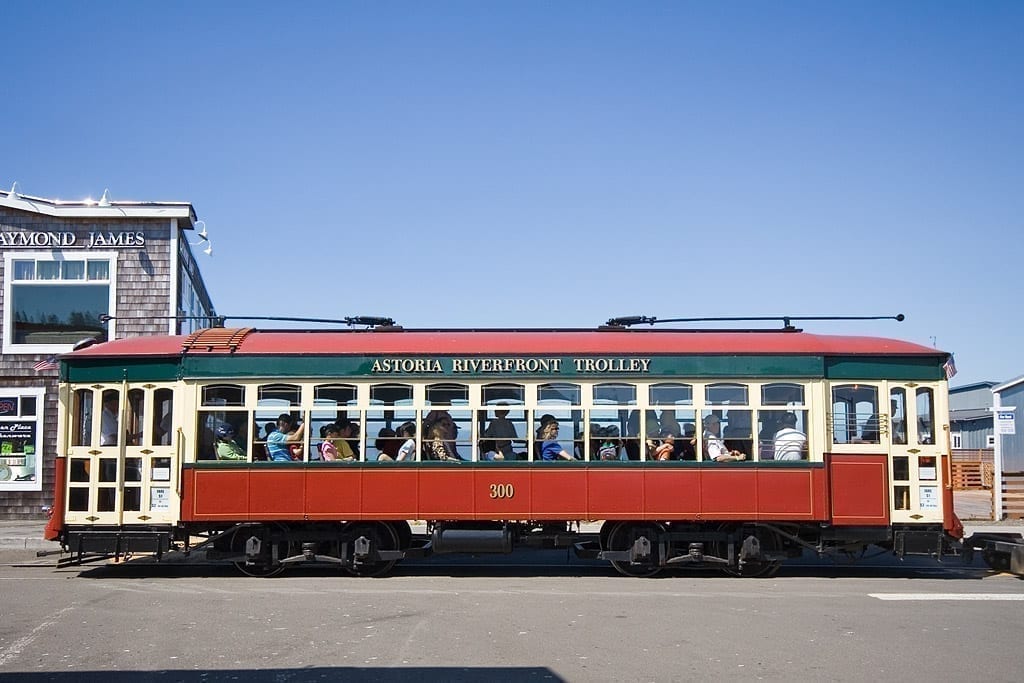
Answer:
top-left (538, 419), bottom-right (575, 461)
top-left (266, 413), bottom-right (305, 462)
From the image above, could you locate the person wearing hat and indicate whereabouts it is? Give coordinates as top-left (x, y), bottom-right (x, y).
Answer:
top-left (483, 403), bottom-right (518, 459)
top-left (423, 410), bottom-right (463, 461)
top-left (215, 423), bottom-right (246, 461)
top-left (702, 414), bottom-right (746, 462)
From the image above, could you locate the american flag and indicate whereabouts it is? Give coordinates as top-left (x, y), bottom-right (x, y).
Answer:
top-left (33, 356), bottom-right (58, 372)
top-left (943, 355), bottom-right (957, 380)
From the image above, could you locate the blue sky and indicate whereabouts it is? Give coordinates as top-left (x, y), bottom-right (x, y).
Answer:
top-left (3, 2), bottom-right (1022, 386)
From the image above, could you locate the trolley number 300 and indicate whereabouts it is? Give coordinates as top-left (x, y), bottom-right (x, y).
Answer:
top-left (489, 483), bottom-right (515, 499)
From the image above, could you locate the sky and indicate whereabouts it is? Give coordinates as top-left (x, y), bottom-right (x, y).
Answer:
top-left (2, 2), bottom-right (1022, 387)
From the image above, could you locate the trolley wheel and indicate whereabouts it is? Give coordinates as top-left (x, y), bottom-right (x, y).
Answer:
top-left (345, 522), bottom-right (400, 577)
top-left (605, 522), bottom-right (664, 578)
top-left (230, 525), bottom-right (285, 578)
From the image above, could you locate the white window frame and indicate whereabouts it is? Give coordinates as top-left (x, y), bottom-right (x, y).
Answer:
top-left (986, 435), bottom-right (996, 448)
top-left (0, 386), bottom-right (46, 492)
top-left (3, 251), bottom-right (118, 354)
top-left (950, 432), bottom-right (962, 449)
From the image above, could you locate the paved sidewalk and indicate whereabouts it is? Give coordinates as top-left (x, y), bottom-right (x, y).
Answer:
top-left (0, 519), bottom-right (54, 551)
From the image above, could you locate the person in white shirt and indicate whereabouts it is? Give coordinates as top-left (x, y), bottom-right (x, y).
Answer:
top-left (702, 414), bottom-right (746, 462)
top-left (773, 412), bottom-right (807, 461)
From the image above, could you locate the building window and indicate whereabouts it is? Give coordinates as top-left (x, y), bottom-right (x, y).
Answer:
top-left (950, 432), bottom-right (962, 449)
top-left (986, 435), bottom-right (996, 448)
top-left (0, 388), bottom-right (45, 491)
top-left (3, 252), bottom-right (115, 352)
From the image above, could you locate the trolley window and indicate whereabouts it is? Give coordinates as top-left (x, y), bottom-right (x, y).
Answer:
top-left (761, 383), bottom-right (804, 406)
top-left (916, 388), bottom-right (935, 445)
top-left (832, 384), bottom-right (880, 444)
top-left (479, 384), bottom-right (526, 462)
top-left (706, 383), bottom-right (748, 406)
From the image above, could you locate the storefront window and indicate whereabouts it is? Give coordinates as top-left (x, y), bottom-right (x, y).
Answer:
top-left (0, 388), bottom-right (45, 491)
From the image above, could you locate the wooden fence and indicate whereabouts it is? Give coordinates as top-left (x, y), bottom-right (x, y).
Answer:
top-left (951, 449), bottom-right (994, 464)
top-left (951, 461), bottom-right (994, 490)
top-left (1003, 473), bottom-right (1024, 520)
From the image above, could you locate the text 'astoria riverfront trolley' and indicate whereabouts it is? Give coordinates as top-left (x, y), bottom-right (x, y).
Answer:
top-left (44, 319), bottom-right (983, 577)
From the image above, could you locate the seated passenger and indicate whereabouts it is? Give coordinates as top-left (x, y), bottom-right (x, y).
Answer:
top-left (215, 423), bottom-right (246, 461)
top-left (424, 410), bottom-right (462, 461)
top-left (653, 430), bottom-right (675, 461)
top-left (702, 414), bottom-right (746, 462)
top-left (394, 421), bottom-right (416, 461)
top-left (479, 438), bottom-right (504, 461)
top-left (773, 413), bottom-right (807, 461)
top-left (598, 426), bottom-right (622, 461)
top-left (857, 414), bottom-right (880, 443)
top-left (484, 403), bottom-right (518, 459)
top-left (331, 419), bottom-right (358, 460)
top-left (375, 427), bottom-right (401, 461)
top-left (538, 419), bottom-right (575, 461)
top-left (319, 424), bottom-right (355, 462)
top-left (267, 414), bottom-right (305, 462)
top-left (679, 423), bottom-right (697, 460)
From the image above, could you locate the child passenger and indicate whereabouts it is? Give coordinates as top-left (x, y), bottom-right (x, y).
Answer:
top-left (653, 430), bottom-right (675, 461)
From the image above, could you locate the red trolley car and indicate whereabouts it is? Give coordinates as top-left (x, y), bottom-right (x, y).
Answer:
top-left (46, 321), bottom-right (970, 576)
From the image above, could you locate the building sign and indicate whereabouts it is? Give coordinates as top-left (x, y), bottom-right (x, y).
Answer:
top-left (0, 230), bottom-right (146, 249)
top-left (996, 411), bottom-right (1016, 435)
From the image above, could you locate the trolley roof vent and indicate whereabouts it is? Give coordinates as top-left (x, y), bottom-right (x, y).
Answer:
top-left (181, 327), bottom-right (254, 353)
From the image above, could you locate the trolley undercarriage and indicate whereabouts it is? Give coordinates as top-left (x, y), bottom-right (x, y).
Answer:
top-left (55, 519), bottom-right (994, 577)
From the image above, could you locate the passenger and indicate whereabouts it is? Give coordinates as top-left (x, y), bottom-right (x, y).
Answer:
top-left (394, 421), bottom-right (417, 461)
top-left (331, 419), bottom-right (358, 461)
top-left (100, 393), bottom-right (120, 446)
top-left (653, 430), bottom-right (675, 461)
top-left (659, 411), bottom-right (682, 437)
top-left (287, 421), bottom-right (305, 461)
top-left (702, 414), bottom-right (746, 462)
top-left (679, 423), bottom-right (697, 460)
top-left (266, 413), bottom-right (306, 462)
top-left (858, 414), bottom-right (880, 443)
top-left (773, 412), bottom-right (807, 461)
top-left (483, 403), bottom-right (518, 459)
top-left (588, 423), bottom-right (604, 460)
top-left (214, 423), bottom-right (247, 461)
top-left (598, 425), bottom-right (622, 461)
top-left (336, 417), bottom-right (361, 458)
top-left (375, 427), bottom-right (401, 461)
top-left (479, 439), bottom-right (504, 461)
top-left (538, 419), bottom-right (575, 461)
top-left (644, 413), bottom-right (662, 456)
top-left (424, 410), bottom-right (462, 461)
top-left (758, 414), bottom-right (783, 460)
top-left (319, 424), bottom-right (355, 462)
top-left (724, 412), bottom-right (753, 455)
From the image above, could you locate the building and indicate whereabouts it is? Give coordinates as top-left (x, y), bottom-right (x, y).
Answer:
top-left (949, 381), bottom-right (998, 450)
top-left (0, 186), bottom-right (216, 518)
